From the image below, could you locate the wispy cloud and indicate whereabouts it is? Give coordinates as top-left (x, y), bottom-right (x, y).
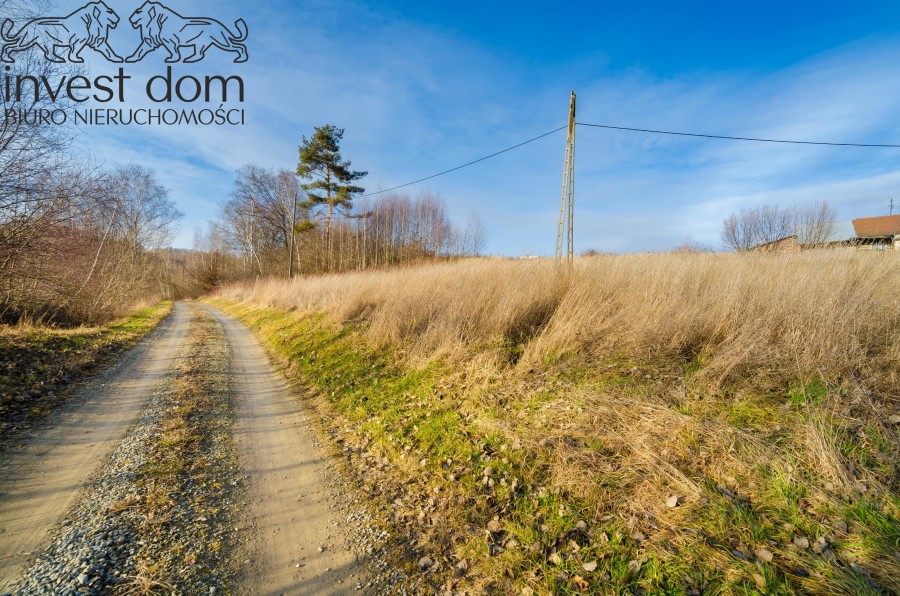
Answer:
top-left (64, 0), bottom-right (900, 252)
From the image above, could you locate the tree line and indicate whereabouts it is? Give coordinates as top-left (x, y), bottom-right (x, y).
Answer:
top-left (0, 160), bottom-right (182, 324)
top-left (192, 124), bottom-right (485, 290)
top-left (0, 0), bottom-right (182, 324)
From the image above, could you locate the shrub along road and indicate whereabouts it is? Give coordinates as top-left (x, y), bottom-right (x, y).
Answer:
top-left (0, 303), bottom-right (376, 595)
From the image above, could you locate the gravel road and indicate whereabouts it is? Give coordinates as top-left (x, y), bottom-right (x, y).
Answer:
top-left (0, 302), bottom-right (192, 593)
top-left (0, 303), bottom-right (383, 595)
top-left (200, 304), bottom-right (366, 596)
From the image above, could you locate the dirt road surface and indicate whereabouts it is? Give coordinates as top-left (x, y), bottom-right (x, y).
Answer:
top-left (201, 304), bottom-right (363, 596)
top-left (0, 302), bottom-right (363, 594)
top-left (0, 302), bottom-right (192, 592)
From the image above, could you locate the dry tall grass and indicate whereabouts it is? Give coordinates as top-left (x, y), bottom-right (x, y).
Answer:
top-left (217, 251), bottom-right (899, 388)
top-left (215, 250), bottom-right (899, 592)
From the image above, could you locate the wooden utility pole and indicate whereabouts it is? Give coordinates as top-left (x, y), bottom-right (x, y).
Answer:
top-left (556, 91), bottom-right (576, 266)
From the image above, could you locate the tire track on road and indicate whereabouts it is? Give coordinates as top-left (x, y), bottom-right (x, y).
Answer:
top-left (0, 302), bottom-right (192, 592)
top-left (200, 304), bottom-right (366, 596)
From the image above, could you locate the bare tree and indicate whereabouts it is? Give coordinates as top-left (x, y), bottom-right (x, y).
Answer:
top-left (721, 205), bottom-right (794, 251)
top-left (721, 201), bottom-right (837, 252)
top-left (794, 200), bottom-right (836, 248)
top-left (721, 212), bottom-right (755, 252)
top-left (0, 161), bottom-right (183, 324)
top-left (0, 0), bottom-right (76, 222)
top-left (218, 179), bottom-right (486, 277)
top-left (222, 166), bottom-right (307, 276)
top-left (107, 165), bottom-right (182, 256)
top-left (673, 237), bottom-right (714, 254)
top-left (190, 225), bottom-right (232, 292)
top-left (0, 5), bottom-right (182, 323)
top-left (463, 212), bottom-right (487, 256)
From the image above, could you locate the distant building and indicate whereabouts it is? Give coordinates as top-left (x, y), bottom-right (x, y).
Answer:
top-left (851, 214), bottom-right (900, 250)
top-left (752, 214), bottom-right (900, 252)
top-left (751, 235), bottom-right (801, 252)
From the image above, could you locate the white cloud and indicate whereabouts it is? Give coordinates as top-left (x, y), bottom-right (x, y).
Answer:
top-left (58, 0), bottom-right (900, 252)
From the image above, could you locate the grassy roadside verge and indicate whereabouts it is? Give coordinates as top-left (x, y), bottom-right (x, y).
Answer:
top-left (208, 297), bottom-right (897, 595)
top-left (0, 301), bottom-right (173, 443)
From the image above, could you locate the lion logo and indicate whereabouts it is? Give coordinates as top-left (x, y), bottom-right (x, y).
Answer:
top-left (125, 1), bottom-right (248, 63)
top-left (0, 1), bottom-right (124, 63)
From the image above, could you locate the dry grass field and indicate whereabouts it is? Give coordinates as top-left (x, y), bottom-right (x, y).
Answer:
top-left (213, 251), bottom-right (899, 594)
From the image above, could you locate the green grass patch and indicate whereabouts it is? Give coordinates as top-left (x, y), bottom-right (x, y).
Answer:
top-left (788, 378), bottom-right (829, 407)
top-left (0, 301), bottom-right (172, 441)
top-left (208, 298), bottom-right (899, 595)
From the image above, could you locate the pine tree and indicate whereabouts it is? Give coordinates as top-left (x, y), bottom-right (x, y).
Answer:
top-left (296, 125), bottom-right (367, 269)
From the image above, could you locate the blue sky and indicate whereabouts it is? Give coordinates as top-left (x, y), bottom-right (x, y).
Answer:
top-left (65, 0), bottom-right (900, 253)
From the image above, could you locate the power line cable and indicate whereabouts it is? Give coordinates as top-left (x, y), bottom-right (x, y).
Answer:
top-left (359, 121), bottom-right (900, 199)
top-left (361, 125), bottom-right (567, 197)
top-left (576, 122), bottom-right (900, 148)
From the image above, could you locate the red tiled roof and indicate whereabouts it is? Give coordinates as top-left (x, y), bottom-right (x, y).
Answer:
top-left (852, 214), bottom-right (900, 237)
